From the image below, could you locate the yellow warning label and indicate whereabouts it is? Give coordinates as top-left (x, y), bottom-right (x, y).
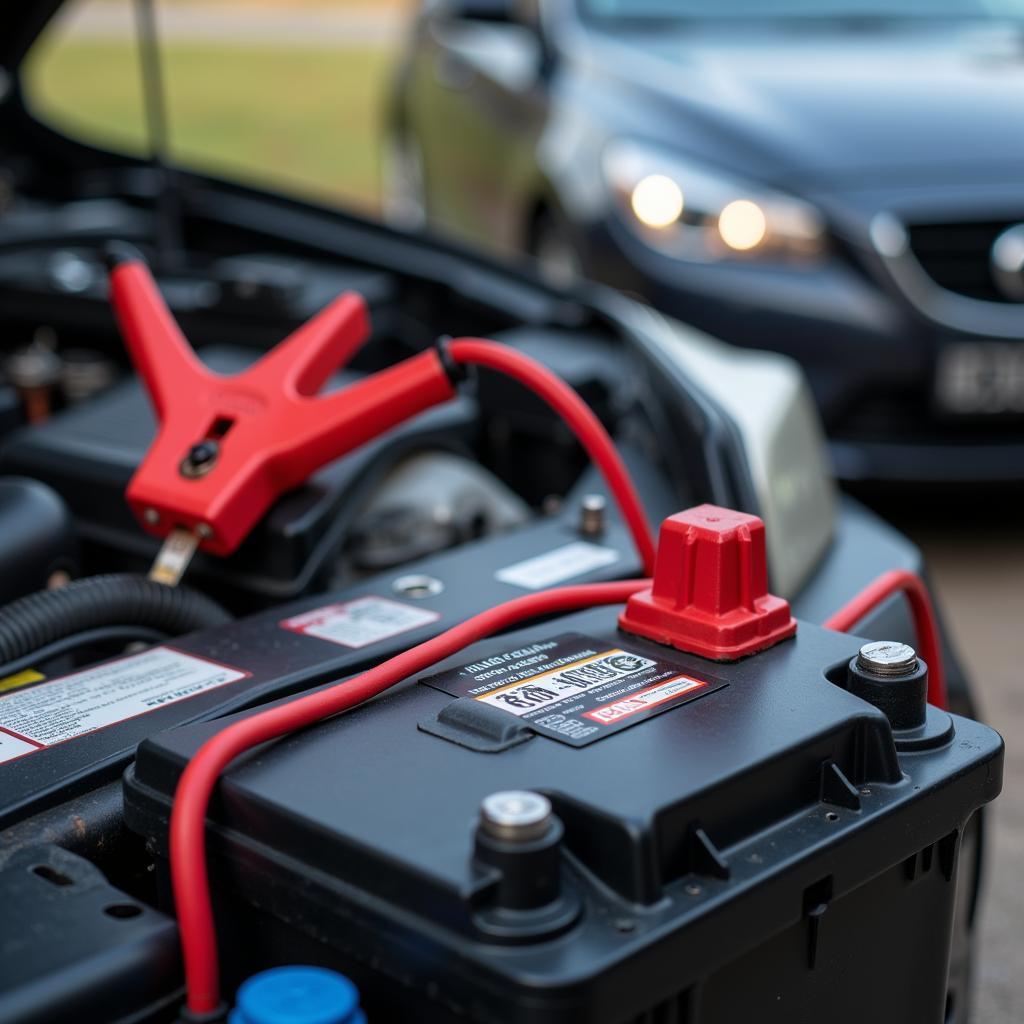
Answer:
top-left (0, 669), bottom-right (45, 694)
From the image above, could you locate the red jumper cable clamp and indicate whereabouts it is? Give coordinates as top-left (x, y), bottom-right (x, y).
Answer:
top-left (107, 254), bottom-right (456, 582)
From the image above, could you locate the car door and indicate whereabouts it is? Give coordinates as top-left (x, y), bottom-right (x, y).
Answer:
top-left (408, 0), bottom-right (551, 256)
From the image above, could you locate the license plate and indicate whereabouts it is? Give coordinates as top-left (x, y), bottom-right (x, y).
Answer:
top-left (934, 342), bottom-right (1024, 415)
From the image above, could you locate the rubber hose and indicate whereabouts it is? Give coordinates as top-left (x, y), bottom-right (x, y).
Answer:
top-left (0, 574), bottom-right (231, 665)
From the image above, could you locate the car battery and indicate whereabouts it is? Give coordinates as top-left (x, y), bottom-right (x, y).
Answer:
top-left (124, 603), bottom-right (1003, 1024)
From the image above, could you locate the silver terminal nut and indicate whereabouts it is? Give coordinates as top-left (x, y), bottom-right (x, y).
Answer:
top-left (480, 791), bottom-right (552, 843)
top-left (856, 641), bottom-right (918, 677)
top-left (579, 493), bottom-right (607, 537)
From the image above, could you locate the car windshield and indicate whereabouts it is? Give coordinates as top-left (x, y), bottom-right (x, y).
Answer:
top-left (582, 0), bottom-right (1024, 20)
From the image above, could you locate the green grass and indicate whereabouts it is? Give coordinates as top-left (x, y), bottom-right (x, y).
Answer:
top-left (24, 39), bottom-right (395, 211)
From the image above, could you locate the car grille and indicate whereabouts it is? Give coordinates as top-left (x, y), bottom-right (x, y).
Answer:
top-left (905, 219), bottom-right (1024, 303)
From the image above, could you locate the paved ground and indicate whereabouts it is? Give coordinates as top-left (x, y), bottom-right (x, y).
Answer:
top-left (883, 504), bottom-right (1024, 1022)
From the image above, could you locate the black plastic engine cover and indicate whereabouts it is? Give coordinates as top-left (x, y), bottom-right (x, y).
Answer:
top-left (0, 844), bottom-right (181, 1024)
top-left (124, 610), bottom-right (1003, 1024)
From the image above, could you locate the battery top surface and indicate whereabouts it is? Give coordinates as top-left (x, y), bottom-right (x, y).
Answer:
top-left (127, 608), bottom-right (1001, 910)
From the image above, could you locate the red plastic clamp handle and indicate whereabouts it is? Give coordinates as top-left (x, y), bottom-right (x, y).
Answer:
top-left (109, 259), bottom-right (456, 556)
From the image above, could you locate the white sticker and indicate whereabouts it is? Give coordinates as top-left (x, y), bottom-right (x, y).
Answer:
top-left (0, 729), bottom-right (39, 764)
top-left (495, 542), bottom-right (619, 590)
top-left (0, 647), bottom-right (249, 764)
top-left (280, 596), bottom-right (440, 649)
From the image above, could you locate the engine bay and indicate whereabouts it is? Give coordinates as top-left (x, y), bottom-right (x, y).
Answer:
top-left (0, 164), bottom-right (1003, 1024)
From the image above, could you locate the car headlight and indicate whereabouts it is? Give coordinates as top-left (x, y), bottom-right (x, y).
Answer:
top-left (603, 140), bottom-right (827, 263)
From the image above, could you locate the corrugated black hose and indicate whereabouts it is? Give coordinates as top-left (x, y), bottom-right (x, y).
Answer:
top-left (0, 574), bottom-right (231, 677)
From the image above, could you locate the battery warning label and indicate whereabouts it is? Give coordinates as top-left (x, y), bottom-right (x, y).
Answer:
top-left (0, 647), bottom-right (249, 766)
top-left (421, 633), bottom-right (725, 746)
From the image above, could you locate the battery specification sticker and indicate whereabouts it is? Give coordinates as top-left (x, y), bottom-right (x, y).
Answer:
top-left (281, 596), bottom-right (440, 649)
top-left (495, 542), bottom-right (620, 590)
top-left (0, 647), bottom-right (249, 765)
top-left (421, 632), bottom-right (725, 746)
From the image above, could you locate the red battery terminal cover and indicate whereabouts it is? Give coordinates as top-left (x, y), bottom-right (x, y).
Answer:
top-left (109, 259), bottom-right (456, 557)
top-left (618, 504), bottom-right (796, 660)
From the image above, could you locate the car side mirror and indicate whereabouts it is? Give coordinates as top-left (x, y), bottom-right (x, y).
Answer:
top-left (431, 0), bottom-right (547, 92)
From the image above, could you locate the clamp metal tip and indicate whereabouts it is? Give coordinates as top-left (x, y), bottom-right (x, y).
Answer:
top-left (148, 527), bottom-right (200, 586)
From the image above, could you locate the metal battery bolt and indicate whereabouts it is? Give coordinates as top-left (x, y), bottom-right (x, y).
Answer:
top-left (579, 493), bottom-right (607, 537)
top-left (857, 641), bottom-right (918, 676)
top-left (847, 641), bottom-right (928, 731)
top-left (475, 791), bottom-right (565, 914)
top-left (479, 791), bottom-right (553, 843)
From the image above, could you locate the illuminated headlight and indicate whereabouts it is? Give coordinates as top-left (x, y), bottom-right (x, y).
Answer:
top-left (630, 174), bottom-right (685, 229)
top-left (604, 140), bottom-right (826, 262)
